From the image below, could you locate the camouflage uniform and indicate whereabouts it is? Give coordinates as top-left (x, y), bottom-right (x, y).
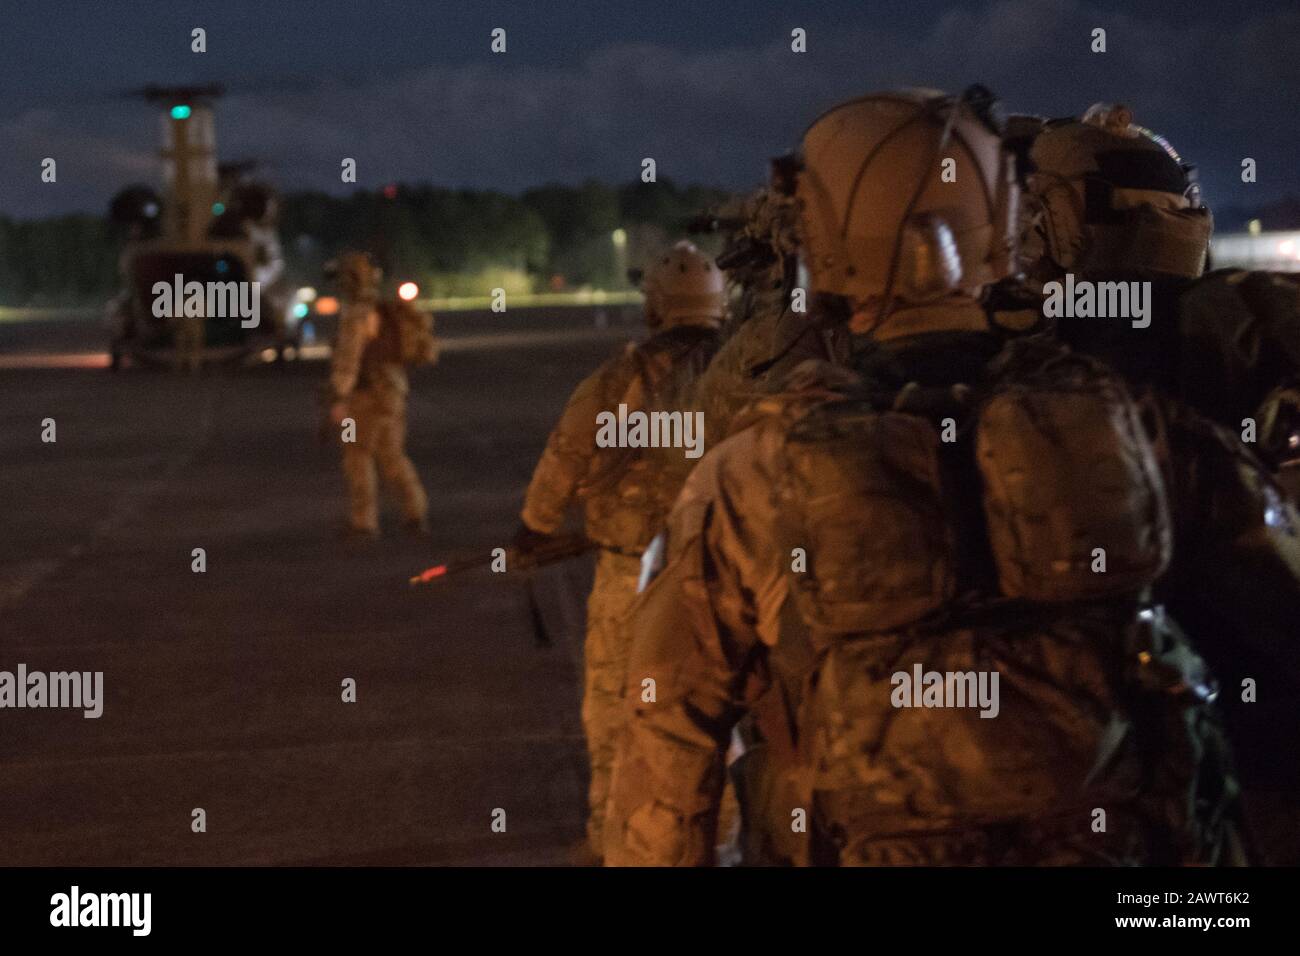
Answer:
top-left (605, 329), bottom-right (1290, 866)
top-left (1174, 270), bottom-right (1300, 497)
top-left (692, 302), bottom-right (850, 448)
top-left (604, 89), bottom-right (1278, 867)
top-left (331, 298), bottom-right (428, 534)
top-left (1025, 113), bottom-right (1300, 857)
top-left (688, 188), bottom-right (832, 448)
top-left (522, 317), bottom-right (722, 855)
top-left (673, 189), bottom-right (848, 860)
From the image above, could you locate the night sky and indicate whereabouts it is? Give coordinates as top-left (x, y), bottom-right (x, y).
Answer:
top-left (2, 0), bottom-right (1296, 219)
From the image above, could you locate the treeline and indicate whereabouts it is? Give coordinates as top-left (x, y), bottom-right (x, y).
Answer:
top-left (0, 178), bottom-right (734, 306)
top-left (0, 215), bottom-right (121, 307)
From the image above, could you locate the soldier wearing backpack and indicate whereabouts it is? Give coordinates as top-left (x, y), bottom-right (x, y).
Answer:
top-left (1021, 104), bottom-right (1300, 498)
top-left (514, 240), bottom-right (726, 864)
top-left (603, 89), bottom-right (1294, 866)
top-left (326, 251), bottom-right (437, 539)
top-left (1021, 106), bottom-right (1300, 860)
top-left (687, 185), bottom-right (851, 454)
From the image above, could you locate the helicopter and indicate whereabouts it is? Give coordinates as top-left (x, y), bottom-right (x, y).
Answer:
top-left (106, 84), bottom-right (301, 370)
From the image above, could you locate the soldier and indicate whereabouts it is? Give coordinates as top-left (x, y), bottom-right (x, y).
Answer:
top-left (1022, 104), bottom-right (1300, 491)
top-left (678, 186), bottom-right (851, 864)
top-left (1023, 104), bottom-right (1300, 860)
top-left (604, 88), bottom-right (1295, 866)
top-left (515, 240), bottom-right (726, 863)
top-left (688, 185), bottom-right (848, 451)
top-left (326, 251), bottom-right (433, 539)
top-left (1021, 105), bottom-right (1208, 389)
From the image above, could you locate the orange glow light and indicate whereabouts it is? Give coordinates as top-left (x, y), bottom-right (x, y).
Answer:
top-left (409, 564), bottom-right (448, 586)
top-left (398, 282), bottom-right (419, 301)
top-left (314, 296), bottom-right (340, 316)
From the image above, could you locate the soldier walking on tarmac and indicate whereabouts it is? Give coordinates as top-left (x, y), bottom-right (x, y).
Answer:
top-left (326, 251), bottom-right (436, 539)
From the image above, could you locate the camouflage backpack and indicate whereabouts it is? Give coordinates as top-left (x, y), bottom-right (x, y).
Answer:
top-left (377, 298), bottom-right (439, 367)
top-left (767, 338), bottom-right (1237, 865)
top-left (578, 325), bottom-right (723, 551)
top-left (1178, 269), bottom-right (1300, 468)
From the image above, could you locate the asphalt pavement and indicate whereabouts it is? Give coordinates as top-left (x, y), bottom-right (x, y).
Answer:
top-left (0, 309), bottom-right (633, 864)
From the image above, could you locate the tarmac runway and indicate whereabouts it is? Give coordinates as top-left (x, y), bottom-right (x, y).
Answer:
top-left (0, 308), bottom-right (634, 865)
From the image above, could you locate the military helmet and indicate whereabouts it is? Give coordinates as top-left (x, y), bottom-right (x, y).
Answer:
top-left (794, 88), bottom-right (1019, 314)
top-left (1025, 107), bottom-right (1211, 279)
top-left (324, 250), bottom-right (382, 301)
top-left (643, 240), bottom-right (727, 329)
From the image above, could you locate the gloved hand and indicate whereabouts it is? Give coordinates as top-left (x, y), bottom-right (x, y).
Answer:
top-left (511, 521), bottom-right (558, 557)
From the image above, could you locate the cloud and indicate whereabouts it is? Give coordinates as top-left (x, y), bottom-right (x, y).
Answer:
top-left (0, 108), bottom-right (157, 217)
top-left (3, 0), bottom-right (1296, 219)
